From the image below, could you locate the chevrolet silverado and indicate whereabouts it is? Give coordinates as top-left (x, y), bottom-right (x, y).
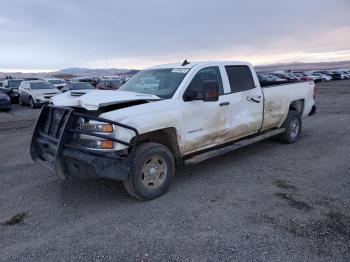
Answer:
top-left (30, 61), bottom-right (316, 200)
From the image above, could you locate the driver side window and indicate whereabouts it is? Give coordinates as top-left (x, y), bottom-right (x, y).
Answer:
top-left (184, 66), bottom-right (224, 100)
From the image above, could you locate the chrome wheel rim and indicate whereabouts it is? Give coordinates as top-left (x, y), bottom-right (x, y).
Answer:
top-left (290, 118), bottom-right (300, 138)
top-left (141, 156), bottom-right (167, 189)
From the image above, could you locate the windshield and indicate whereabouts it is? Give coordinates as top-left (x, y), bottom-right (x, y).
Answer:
top-left (30, 82), bottom-right (55, 89)
top-left (9, 80), bottom-right (23, 88)
top-left (119, 68), bottom-right (189, 98)
top-left (48, 79), bottom-right (65, 85)
top-left (67, 83), bottom-right (94, 90)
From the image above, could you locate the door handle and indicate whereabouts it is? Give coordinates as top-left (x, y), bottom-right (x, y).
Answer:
top-left (219, 102), bottom-right (230, 106)
top-left (247, 96), bottom-right (261, 103)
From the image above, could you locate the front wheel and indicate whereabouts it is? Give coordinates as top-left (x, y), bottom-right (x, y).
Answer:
top-left (29, 97), bottom-right (35, 109)
top-left (19, 96), bottom-right (24, 106)
top-left (276, 110), bottom-right (302, 144)
top-left (122, 142), bottom-right (175, 200)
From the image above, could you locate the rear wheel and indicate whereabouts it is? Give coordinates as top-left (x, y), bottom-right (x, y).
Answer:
top-left (29, 97), bottom-right (35, 109)
top-left (276, 110), bottom-right (302, 144)
top-left (122, 142), bottom-right (175, 200)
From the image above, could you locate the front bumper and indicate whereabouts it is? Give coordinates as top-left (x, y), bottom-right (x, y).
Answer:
top-left (62, 148), bottom-right (129, 180)
top-left (30, 104), bottom-right (139, 180)
top-left (9, 93), bottom-right (19, 99)
top-left (0, 101), bottom-right (11, 109)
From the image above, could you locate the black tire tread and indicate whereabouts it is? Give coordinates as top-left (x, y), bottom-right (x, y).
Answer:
top-left (277, 110), bottom-right (302, 144)
top-left (29, 96), bottom-right (35, 109)
top-left (122, 142), bottom-right (175, 200)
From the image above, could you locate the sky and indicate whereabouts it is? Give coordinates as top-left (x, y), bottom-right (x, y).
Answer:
top-left (0, 0), bottom-right (350, 72)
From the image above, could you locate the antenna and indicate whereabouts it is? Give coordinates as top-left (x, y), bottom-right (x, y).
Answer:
top-left (182, 59), bottom-right (190, 66)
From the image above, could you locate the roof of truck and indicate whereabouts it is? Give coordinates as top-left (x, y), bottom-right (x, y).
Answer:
top-left (146, 61), bottom-right (252, 70)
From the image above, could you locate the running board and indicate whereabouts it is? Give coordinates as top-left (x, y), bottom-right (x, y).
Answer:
top-left (184, 128), bottom-right (285, 165)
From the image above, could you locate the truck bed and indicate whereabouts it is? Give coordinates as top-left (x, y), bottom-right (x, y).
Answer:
top-left (261, 81), bottom-right (315, 130)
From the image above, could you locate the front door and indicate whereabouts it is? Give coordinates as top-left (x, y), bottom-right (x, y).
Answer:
top-left (180, 66), bottom-right (231, 154)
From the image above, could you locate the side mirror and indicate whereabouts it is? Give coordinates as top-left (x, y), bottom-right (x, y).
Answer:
top-left (183, 90), bottom-right (197, 101)
top-left (202, 80), bottom-right (219, 102)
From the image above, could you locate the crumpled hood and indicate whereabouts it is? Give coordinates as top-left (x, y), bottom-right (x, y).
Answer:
top-left (51, 90), bottom-right (161, 110)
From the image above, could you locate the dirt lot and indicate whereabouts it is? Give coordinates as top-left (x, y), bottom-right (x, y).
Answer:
top-left (1, 81), bottom-right (349, 262)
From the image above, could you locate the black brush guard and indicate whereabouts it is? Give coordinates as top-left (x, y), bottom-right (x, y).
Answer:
top-left (30, 104), bottom-right (139, 180)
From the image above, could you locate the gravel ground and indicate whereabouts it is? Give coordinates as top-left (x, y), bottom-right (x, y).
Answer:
top-left (0, 104), bottom-right (39, 131)
top-left (0, 81), bottom-right (349, 262)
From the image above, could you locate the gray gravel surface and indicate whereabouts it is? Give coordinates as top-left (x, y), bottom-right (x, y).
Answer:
top-left (0, 81), bottom-right (349, 261)
top-left (0, 104), bottom-right (39, 131)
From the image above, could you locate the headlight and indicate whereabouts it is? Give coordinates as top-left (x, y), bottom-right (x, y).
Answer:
top-left (79, 139), bottom-right (114, 149)
top-left (80, 123), bottom-right (113, 133)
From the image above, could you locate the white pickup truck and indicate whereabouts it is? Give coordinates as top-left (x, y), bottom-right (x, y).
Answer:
top-left (30, 61), bottom-right (316, 200)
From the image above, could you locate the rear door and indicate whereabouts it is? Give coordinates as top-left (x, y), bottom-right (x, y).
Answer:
top-left (223, 65), bottom-right (264, 139)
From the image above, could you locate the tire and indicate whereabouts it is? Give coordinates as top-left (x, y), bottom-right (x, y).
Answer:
top-left (19, 96), bottom-right (24, 106)
top-left (122, 142), bottom-right (175, 200)
top-left (276, 110), bottom-right (302, 144)
top-left (29, 97), bottom-right (35, 109)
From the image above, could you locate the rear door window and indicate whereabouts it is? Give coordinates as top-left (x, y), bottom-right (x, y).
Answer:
top-left (225, 66), bottom-right (255, 93)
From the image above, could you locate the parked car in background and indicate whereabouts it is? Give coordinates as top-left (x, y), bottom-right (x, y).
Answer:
top-left (267, 74), bottom-right (288, 83)
top-left (47, 79), bottom-right (66, 90)
top-left (257, 74), bottom-right (274, 87)
top-left (285, 73), bottom-right (301, 81)
top-left (96, 79), bottom-right (123, 90)
top-left (337, 70), bottom-right (350, 79)
top-left (313, 71), bottom-right (335, 80)
top-left (61, 82), bottom-right (95, 93)
top-left (258, 73), bottom-right (288, 87)
top-left (293, 73), bottom-right (312, 81)
top-left (0, 79), bottom-right (24, 102)
top-left (18, 80), bottom-right (61, 108)
top-left (271, 72), bottom-right (298, 82)
top-left (329, 71), bottom-right (345, 80)
top-left (311, 72), bottom-right (332, 82)
top-left (71, 77), bottom-right (98, 86)
top-left (0, 91), bottom-right (11, 111)
top-left (302, 72), bottom-right (322, 82)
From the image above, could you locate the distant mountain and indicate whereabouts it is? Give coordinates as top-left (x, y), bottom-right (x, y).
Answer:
top-left (255, 60), bottom-right (350, 72)
top-left (1, 60), bottom-right (350, 79)
top-left (0, 67), bottom-right (139, 79)
top-left (57, 67), bottom-right (137, 76)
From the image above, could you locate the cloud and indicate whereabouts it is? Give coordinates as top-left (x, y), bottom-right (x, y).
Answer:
top-left (0, 0), bottom-right (349, 70)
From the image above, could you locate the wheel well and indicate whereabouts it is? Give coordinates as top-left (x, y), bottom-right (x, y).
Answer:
top-left (136, 128), bottom-right (181, 164)
top-left (289, 99), bottom-right (304, 115)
